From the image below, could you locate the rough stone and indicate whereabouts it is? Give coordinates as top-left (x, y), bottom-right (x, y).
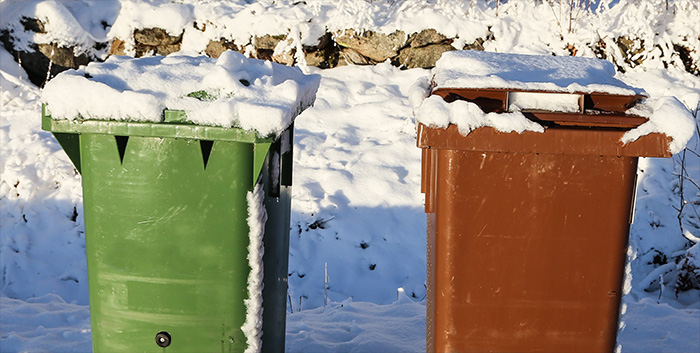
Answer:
top-left (616, 36), bottom-right (645, 67)
top-left (591, 38), bottom-right (607, 60)
top-left (673, 43), bottom-right (698, 75)
top-left (130, 27), bottom-right (184, 57)
top-left (142, 43), bottom-right (181, 57)
top-left (338, 48), bottom-right (373, 66)
top-left (254, 34), bottom-right (286, 50)
top-left (397, 43), bottom-right (455, 69)
top-left (20, 17), bottom-right (46, 33)
top-left (304, 50), bottom-right (326, 67)
top-left (0, 41), bottom-right (90, 87)
top-left (254, 48), bottom-right (274, 61)
top-left (565, 43), bottom-right (578, 56)
top-left (0, 16), bottom-right (95, 86)
top-left (272, 51), bottom-right (296, 66)
top-left (109, 38), bottom-right (126, 56)
top-left (463, 28), bottom-right (494, 51)
top-left (303, 32), bottom-right (339, 69)
top-left (205, 38), bottom-right (240, 58)
top-left (271, 39), bottom-right (296, 66)
top-left (407, 29), bottom-right (448, 48)
top-left (334, 29), bottom-right (406, 62)
top-left (463, 37), bottom-right (486, 51)
top-left (36, 43), bottom-right (90, 69)
top-left (134, 27), bottom-right (181, 46)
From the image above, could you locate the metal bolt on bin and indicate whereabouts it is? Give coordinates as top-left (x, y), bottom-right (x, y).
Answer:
top-left (41, 52), bottom-right (319, 353)
top-left (413, 51), bottom-right (684, 353)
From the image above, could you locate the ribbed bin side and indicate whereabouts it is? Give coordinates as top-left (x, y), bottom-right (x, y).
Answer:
top-left (425, 146), bottom-right (637, 352)
top-left (80, 134), bottom-right (253, 352)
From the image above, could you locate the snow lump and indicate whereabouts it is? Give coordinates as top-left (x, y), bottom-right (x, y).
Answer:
top-left (42, 51), bottom-right (321, 137)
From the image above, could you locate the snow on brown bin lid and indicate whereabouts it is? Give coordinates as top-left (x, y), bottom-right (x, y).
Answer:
top-left (410, 50), bottom-right (695, 154)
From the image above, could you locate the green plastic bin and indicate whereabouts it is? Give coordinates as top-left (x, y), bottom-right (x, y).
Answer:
top-left (42, 107), bottom-right (293, 352)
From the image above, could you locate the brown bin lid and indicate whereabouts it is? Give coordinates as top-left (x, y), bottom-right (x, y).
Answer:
top-left (432, 87), bottom-right (648, 129)
top-left (416, 51), bottom-right (678, 157)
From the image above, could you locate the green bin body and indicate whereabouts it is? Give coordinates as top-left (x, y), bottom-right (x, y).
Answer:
top-left (42, 108), bottom-right (293, 352)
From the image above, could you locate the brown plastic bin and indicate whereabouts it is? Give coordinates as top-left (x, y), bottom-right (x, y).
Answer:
top-left (418, 88), bottom-right (672, 353)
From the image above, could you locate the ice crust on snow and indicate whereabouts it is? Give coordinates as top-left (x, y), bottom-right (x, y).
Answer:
top-left (432, 50), bottom-right (647, 96)
top-left (243, 183), bottom-right (267, 353)
top-left (41, 51), bottom-right (320, 137)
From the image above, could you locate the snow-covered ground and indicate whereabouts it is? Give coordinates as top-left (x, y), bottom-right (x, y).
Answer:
top-left (2, 1), bottom-right (699, 352)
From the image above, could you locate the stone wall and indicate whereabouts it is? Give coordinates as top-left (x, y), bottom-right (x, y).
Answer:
top-left (1, 17), bottom-right (698, 88)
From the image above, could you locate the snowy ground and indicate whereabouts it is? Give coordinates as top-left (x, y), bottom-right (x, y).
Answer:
top-left (2, 52), bottom-right (699, 352)
top-left (2, 1), bottom-right (700, 352)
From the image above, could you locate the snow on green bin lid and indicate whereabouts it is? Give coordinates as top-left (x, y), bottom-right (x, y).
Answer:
top-left (410, 50), bottom-right (695, 154)
top-left (41, 51), bottom-right (321, 138)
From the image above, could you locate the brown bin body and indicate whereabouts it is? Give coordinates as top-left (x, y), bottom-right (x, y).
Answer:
top-left (419, 89), bottom-right (672, 353)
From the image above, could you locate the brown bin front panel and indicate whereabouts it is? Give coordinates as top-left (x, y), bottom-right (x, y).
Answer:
top-left (419, 124), bottom-right (671, 353)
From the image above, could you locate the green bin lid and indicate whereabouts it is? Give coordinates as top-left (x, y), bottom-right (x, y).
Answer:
top-left (42, 105), bottom-right (274, 143)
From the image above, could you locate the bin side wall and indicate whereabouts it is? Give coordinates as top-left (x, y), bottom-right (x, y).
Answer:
top-left (80, 134), bottom-right (254, 352)
top-left (428, 149), bottom-right (636, 353)
top-left (260, 184), bottom-right (292, 353)
top-left (260, 126), bottom-right (294, 353)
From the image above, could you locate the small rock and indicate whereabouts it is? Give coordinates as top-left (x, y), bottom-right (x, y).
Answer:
top-left (463, 37), bottom-right (486, 51)
top-left (10, 44), bottom-right (89, 87)
top-left (672, 43), bottom-right (698, 75)
top-left (334, 29), bottom-right (406, 62)
top-left (397, 43), bottom-right (455, 69)
top-left (591, 38), bottom-right (607, 60)
top-left (255, 48), bottom-right (274, 61)
top-left (616, 36), bottom-right (645, 67)
top-left (0, 19), bottom-right (93, 86)
top-left (305, 50), bottom-right (329, 68)
top-left (254, 34), bottom-right (286, 50)
top-left (150, 43), bottom-right (181, 56)
top-left (272, 44), bottom-right (296, 66)
top-left (463, 28), bottom-right (494, 51)
top-left (20, 17), bottom-right (46, 33)
top-left (37, 43), bottom-right (90, 69)
top-left (134, 27), bottom-right (181, 47)
top-left (303, 33), bottom-right (339, 69)
top-left (109, 38), bottom-right (126, 56)
top-left (338, 48), bottom-right (373, 66)
top-left (130, 27), bottom-right (184, 57)
top-left (407, 29), bottom-right (448, 48)
top-left (205, 38), bottom-right (240, 58)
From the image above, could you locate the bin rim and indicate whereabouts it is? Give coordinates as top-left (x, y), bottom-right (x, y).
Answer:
top-left (416, 123), bottom-right (673, 158)
top-left (41, 104), bottom-right (275, 143)
top-left (429, 87), bottom-right (649, 129)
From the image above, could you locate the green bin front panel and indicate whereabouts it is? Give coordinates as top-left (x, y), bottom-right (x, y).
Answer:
top-left (44, 113), bottom-right (293, 353)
